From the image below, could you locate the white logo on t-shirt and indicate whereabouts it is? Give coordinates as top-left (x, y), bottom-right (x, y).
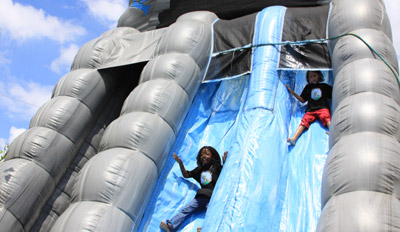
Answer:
top-left (311, 88), bottom-right (322, 100)
top-left (200, 171), bottom-right (212, 185)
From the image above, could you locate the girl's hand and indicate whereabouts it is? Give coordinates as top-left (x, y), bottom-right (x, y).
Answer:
top-left (222, 151), bottom-right (228, 164)
top-left (173, 152), bottom-right (189, 177)
top-left (173, 152), bottom-right (182, 164)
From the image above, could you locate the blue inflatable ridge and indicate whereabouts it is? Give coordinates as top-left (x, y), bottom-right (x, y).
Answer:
top-left (203, 6), bottom-right (290, 231)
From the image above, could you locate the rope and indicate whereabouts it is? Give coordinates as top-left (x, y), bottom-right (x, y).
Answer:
top-left (0, 93), bottom-right (41, 108)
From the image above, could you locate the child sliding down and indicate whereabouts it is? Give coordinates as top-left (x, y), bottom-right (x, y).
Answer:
top-left (160, 146), bottom-right (228, 232)
top-left (286, 71), bottom-right (332, 146)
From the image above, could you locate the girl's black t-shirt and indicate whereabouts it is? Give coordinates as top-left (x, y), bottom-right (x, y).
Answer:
top-left (188, 163), bottom-right (223, 199)
top-left (300, 83), bottom-right (332, 112)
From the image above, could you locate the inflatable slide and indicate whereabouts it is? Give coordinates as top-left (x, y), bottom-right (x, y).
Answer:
top-left (0, 0), bottom-right (399, 231)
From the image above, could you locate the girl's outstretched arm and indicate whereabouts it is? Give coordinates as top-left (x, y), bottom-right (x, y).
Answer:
top-left (222, 151), bottom-right (228, 164)
top-left (173, 152), bottom-right (190, 178)
top-left (286, 84), bottom-right (306, 103)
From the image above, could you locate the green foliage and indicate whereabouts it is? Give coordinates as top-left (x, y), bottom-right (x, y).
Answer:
top-left (0, 144), bottom-right (9, 162)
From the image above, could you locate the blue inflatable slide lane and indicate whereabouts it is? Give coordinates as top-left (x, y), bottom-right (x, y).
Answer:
top-left (139, 6), bottom-right (330, 232)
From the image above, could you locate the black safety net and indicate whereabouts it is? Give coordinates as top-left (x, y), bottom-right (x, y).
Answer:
top-left (158, 0), bottom-right (330, 28)
top-left (279, 5), bottom-right (331, 70)
top-left (204, 13), bottom-right (255, 82)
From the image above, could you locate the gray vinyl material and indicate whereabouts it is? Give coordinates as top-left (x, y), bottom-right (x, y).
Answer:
top-left (71, 27), bottom-right (165, 70)
top-left (331, 28), bottom-right (398, 75)
top-left (50, 11), bottom-right (217, 232)
top-left (317, 0), bottom-right (400, 230)
top-left (327, 0), bottom-right (392, 51)
top-left (332, 58), bottom-right (400, 111)
top-left (139, 53), bottom-right (201, 100)
top-left (120, 79), bottom-right (190, 134)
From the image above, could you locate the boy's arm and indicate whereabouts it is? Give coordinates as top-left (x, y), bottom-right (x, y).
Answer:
top-left (286, 84), bottom-right (306, 103)
top-left (173, 153), bottom-right (190, 178)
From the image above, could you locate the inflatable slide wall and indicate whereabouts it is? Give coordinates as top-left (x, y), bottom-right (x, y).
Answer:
top-left (0, 0), bottom-right (399, 231)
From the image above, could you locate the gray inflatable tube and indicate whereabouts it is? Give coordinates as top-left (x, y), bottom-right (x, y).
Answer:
top-left (0, 11), bottom-right (217, 232)
top-left (0, 0), bottom-right (399, 231)
top-left (318, 0), bottom-right (400, 231)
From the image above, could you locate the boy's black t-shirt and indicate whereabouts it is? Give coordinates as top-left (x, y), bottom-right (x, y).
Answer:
top-left (300, 83), bottom-right (332, 112)
top-left (188, 163), bottom-right (223, 199)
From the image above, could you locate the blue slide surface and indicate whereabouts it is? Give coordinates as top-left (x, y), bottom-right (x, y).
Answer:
top-left (139, 6), bottom-right (331, 232)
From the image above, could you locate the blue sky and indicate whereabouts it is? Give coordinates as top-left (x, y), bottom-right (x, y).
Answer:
top-left (0, 0), bottom-right (399, 149)
top-left (0, 0), bottom-right (127, 148)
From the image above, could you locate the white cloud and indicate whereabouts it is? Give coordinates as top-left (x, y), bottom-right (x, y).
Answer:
top-left (384, 0), bottom-right (400, 58)
top-left (8, 126), bottom-right (25, 144)
top-left (0, 137), bottom-right (5, 150)
top-left (81, 0), bottom-right (126, 25)
top-left (0, 127), bottom-right (25, 152)
top-left (0, 81), bottom-right (52, 121)
top-left (0, 0), bottom-right (86, 43)
top-left (50, 44), bottom-right (79, 74)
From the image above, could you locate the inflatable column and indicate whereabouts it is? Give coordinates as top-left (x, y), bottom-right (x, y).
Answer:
top-left (50, 11), bottom-right (217, 232)
top-left (318, 0), bottom-right (400, 230)
top-left (0, 34), bottom-right (126, 231)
